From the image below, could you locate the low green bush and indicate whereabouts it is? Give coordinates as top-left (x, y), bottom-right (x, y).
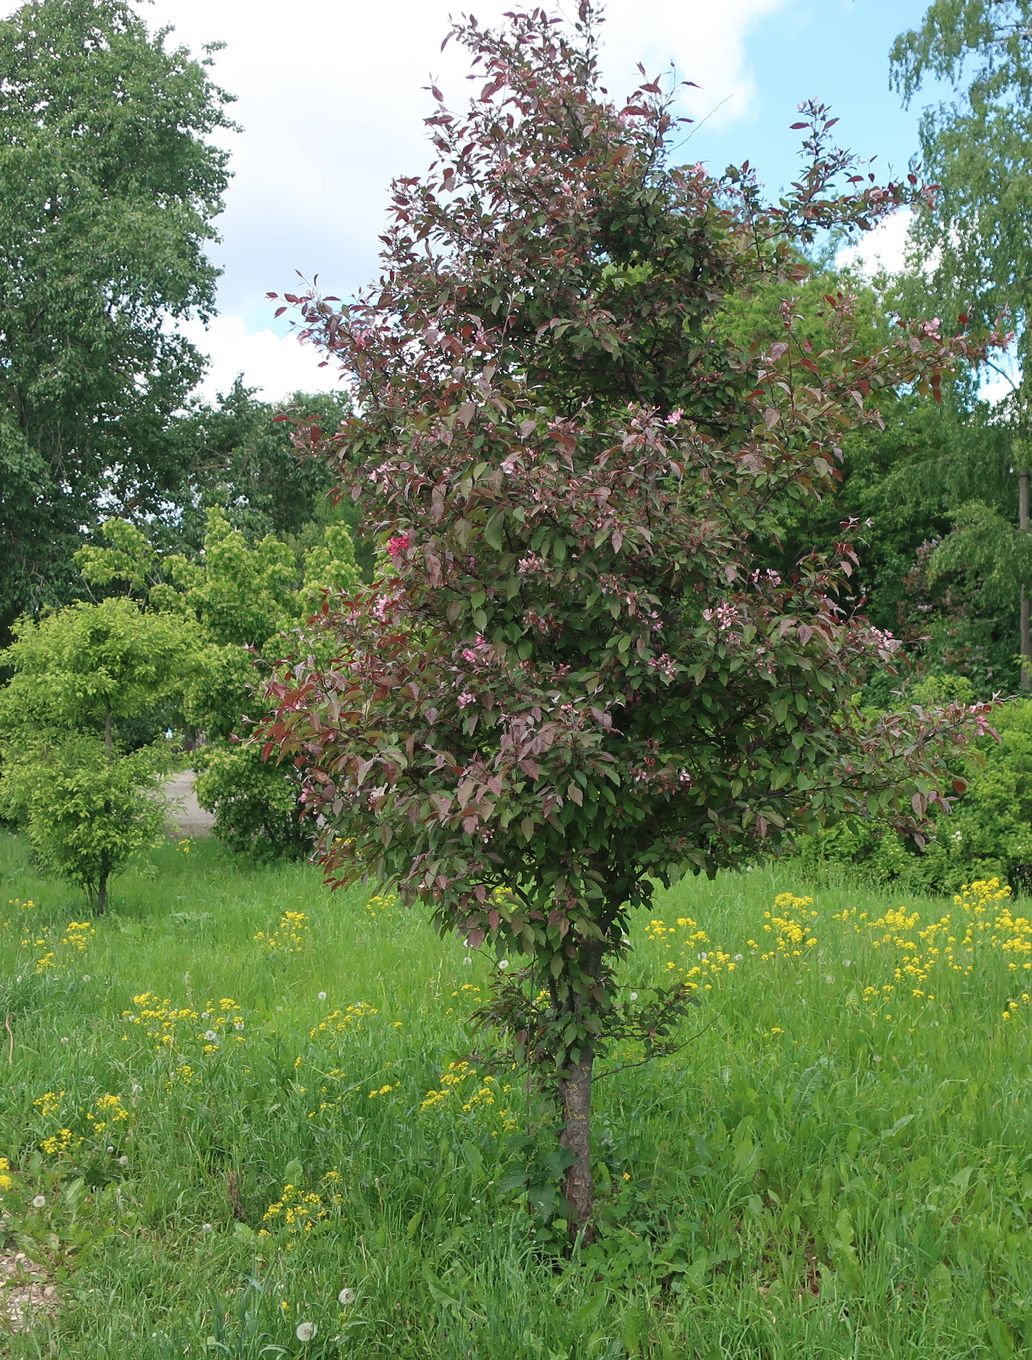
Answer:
top-left (793, 682), bottom-right (1032, 894)
top-left (193, 739), bottom-right (311, 862)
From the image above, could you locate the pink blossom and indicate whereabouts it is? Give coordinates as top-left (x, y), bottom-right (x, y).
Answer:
top-left (647, 652), bottom-right (677, 680)
top-left (457, 691), bottom-right (476, 709)
top-left (462, 634), bottom-right (489, 662)
top-left (666, 408), bottom-right (683, 426)
top-left (750, 568), bottom-right (782, 588)
top-left (869, 626), bottom-right (900, 653)
top-left (386, 533), bottom-right (410, 561)
top-left (968, 705), bottom-right (991, 735)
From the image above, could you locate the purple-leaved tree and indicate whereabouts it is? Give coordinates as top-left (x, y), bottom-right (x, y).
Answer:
top-left (266, 5), bottom-right (994, 1241)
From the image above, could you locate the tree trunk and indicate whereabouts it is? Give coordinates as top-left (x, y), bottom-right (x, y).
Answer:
top-left (554, 935), bottom-right (607, 1245)
top-left (1019, 468), bottom-right (1030, 692)
top-left (95, 871), bottom-right (108, 916)
top-left (558, 1044), bottom-right (596, 1243)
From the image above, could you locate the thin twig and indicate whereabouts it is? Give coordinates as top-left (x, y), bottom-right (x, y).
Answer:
top-left (594, 1013), bottom-right (722, 1081)
top-left (5, 1013), bottom-right (13, 1066)
top-left (668, 94), bottom-right (734, 156)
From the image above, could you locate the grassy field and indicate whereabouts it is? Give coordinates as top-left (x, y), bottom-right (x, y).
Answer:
top-left (1, 831), bottom-right (1030, 1358)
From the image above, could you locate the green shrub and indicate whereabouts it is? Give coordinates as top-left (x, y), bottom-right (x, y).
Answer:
top-left (0, 597), bottom-right (196, 909)
top-left (193, 740), bottom-right (311, 862)
top-left (793, 689), bottom-right (1032, 894)
top-left (78, 511), bottom-right (361, 863)
top-left (1, 734), bottom-right (171, 910)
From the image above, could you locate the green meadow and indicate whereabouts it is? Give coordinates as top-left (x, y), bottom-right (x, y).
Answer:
top-left (1, 831), bottom-right (1030, 1358)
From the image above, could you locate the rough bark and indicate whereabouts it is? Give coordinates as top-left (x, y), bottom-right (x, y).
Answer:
top-left (555, 936), bottom-right (607, 1243)
top-left (558, 1045), bottom-right (596, 1243)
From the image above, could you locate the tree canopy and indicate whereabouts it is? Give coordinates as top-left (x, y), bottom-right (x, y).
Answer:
top-left (0, 0), bottom-right (235, 636)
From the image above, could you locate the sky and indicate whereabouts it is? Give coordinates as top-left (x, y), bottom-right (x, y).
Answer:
top-left (8, 0), bottom-right (950, 403)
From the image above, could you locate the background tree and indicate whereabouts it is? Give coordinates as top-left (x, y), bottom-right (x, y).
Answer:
top-left (0, 597), bottom-right (200, 910)
top-left (267, 7), bottom-right (990, 1240)
top-left (158, 382), bottom-right (368, 568)
top-left (77, 511), bottom-right (362, 859)
top-left (891, 0), bottom-right (1032, 687)
top-left (719, 250), bottom-right (1018, 693)
top-left (0, 0), bottom-right (235, 639)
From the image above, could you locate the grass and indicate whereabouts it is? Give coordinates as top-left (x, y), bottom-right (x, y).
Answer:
top-left (1, 831), bottom-right (1031, 1358)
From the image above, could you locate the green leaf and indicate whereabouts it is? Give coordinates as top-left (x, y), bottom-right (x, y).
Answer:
top-left (484, 511), bottom-right (505, 550)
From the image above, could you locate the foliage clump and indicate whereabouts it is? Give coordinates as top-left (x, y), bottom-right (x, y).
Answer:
top-left (79, 511), bottom-right (362, 861)
top-left (796, 679), bottom-right (1032, 893)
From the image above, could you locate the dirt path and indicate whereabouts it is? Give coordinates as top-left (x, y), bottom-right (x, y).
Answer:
top-left (162, 769), bottom-right (215, 838)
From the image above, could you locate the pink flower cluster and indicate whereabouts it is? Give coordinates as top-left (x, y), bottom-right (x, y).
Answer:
top-left (647, 652), bottom-right (677, 680)
top-left (386, 533), bottom-right (410, 561)
top-left (702, 602), bottom-right (741, 632)
top-left (750, 568), bottom-right (782, 588)
top-left (461, 634), bottom-right (489, 664)
top-left (868, 625), bottom-right (900, 653)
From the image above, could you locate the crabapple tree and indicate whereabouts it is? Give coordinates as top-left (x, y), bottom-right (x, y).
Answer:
top-left (266, 5), bottom-right (993, 1239)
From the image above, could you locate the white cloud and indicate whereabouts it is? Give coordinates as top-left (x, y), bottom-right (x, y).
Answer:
top-left (179, 316), bottom-right (345, 405)
top-left (835, 210), bottom-right (915, 278)
top-left (602, 0), bottom-right (790, 128)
